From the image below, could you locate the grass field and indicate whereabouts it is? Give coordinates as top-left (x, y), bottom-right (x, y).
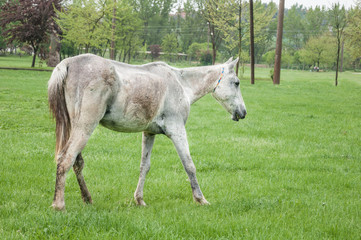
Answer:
top-left (0, 56), bottom-right (360, 239)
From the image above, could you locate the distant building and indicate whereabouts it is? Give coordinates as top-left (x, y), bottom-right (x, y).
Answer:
top-left (169, 9), bottom-right (186, 19)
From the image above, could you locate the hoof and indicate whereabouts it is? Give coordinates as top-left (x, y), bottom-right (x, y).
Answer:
top-left (195, 197), bottom-right (210, 205)
top-left (135, 198), bottom-right (147, 206)
top-left (51, 203), bottom-right (65, 211)
top-left (82, 197), bottom-right (93, 204)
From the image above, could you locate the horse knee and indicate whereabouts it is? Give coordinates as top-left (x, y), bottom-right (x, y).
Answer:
top-left (185, 161), bottom-right (196, 176)
top-left (73, 154), bottom-right (84, 174)
top-left (57, 158), bottom-right (74, 175)
top-left (140, 162), bottom-right (151, 175)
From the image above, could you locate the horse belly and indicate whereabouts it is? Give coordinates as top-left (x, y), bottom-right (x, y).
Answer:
top-left (100, 114), bottom-right (149, 132)
top-left (100, 94), bottom-right (163, 133)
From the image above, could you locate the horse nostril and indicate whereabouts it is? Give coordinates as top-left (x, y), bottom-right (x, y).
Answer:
top-left (240, 109), bottom-right (247, 119)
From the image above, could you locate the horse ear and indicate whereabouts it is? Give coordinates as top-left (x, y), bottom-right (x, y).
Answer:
top-left (229, 57), bottom-right (239, 68)
top-left (225, 57), bottom-right (233, 64)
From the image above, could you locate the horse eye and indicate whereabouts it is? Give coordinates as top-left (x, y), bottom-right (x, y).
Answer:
top-left (234, 81), bottom-right (240, 87)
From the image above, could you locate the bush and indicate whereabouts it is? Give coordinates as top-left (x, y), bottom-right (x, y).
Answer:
top-left (149, 45), bottom-right (161, 60)
top-left (187, 42), bottom-right (208, 61)
top-left (200, 50), bottom-right (212, 65)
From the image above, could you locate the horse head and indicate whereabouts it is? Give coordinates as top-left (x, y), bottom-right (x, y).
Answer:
top-left (212, 57), bottom-right (247, 121)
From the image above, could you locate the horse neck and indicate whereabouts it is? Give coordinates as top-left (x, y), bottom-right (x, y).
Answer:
top-left (177, 65), bottom-right (222, 104)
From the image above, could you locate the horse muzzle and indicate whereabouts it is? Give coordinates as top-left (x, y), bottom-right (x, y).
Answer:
top-left (232, 108), bottom-right (247, 121)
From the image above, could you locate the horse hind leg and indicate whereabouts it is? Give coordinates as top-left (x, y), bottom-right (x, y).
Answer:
top-left (52, 128), bottom-right (93, 211)
top-left (73, 153), bottom-right (92, 204)
top-left (52, 83), bottom-right (111, 210)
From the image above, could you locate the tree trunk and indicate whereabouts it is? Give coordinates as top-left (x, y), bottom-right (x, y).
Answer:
top-left (249, 0), bottom-right (255, 84)
top-left (31, 50), bottom-right (37, 68)
top-left (340, 40), bottom-right (344, 72)
top-left (212, 42), bottom-right (216, 65)
top-left (47, 33), bottom-right (61, 67)
top-left (31, 44), bottom-right (38, 68)
top-left (110, 0), bottom-right (116, 60)
top-left (335, 38), bottom-right (340, 86)
top-left (273, 0), bottom-right (285, 85)
top-left (208, 23), bottom-right (219, 65)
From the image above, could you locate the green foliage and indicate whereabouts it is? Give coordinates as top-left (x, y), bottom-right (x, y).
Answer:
top-left (56, 0), bottom-right (113, 53)
top-left (0, 28), bottom-right (6, 53)
top-left (298, 33), bottom-right (336, 68)
top-left (262, 50), bottom-right (275, 66)
top-left (345, 1), bottom-right (361, 68)
top-left (283, 4), bottom-right (307, 51)
top-left (179, 1), bottom-right (208, 53)
top-left (1, 60), bottom-right (361, 238)
top-left (131, 0), bottom-right (175, 46)
top-left (187, 42), bottom-right (208, 61)
top-left (0, 0), bottom-right (61, 67)
top-left (269, 68), bottom-right (274, 80)
top-left (200, 50), bottom-right (212, 65)
top-left (303, 6), bottom-right (328, 41)
top-left (59, 40), bottom-right (77, 58)
top-left (208, 0), bottom-right (276, 65)
top-left (262, 49), bottom-right (292, 68)
top-left (114, 0), bottom-right (143, 62)
top-left (161, 33), bottom-right (179, 61)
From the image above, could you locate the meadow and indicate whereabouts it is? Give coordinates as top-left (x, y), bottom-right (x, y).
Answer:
top-left (0, 55), bottom-right (360, 239)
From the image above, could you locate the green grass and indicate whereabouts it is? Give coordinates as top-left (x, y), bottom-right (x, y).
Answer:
top-left (0, 55), bottom-right (54, 70)
top-left (0, 57), bottom-right (361, 239)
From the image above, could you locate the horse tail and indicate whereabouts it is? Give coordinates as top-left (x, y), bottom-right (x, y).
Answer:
top-left (48, 59), bottom-right (71, 161)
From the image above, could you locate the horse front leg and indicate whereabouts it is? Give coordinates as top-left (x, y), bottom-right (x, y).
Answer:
top-left (134, 132), bottom-right (155, 206)
top-left (73, 153), bottom-right (92, 204)
top-left (168, 126), bottom-right (209, 205)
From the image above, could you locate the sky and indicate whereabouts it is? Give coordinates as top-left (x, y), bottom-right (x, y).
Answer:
top-left (261, 0), bottom-right (356, 9)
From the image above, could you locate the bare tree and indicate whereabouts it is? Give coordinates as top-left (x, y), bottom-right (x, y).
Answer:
top-left (329, 3), bottom-right (347, 86)
top-left (273, 0), bottom-right (285, 85)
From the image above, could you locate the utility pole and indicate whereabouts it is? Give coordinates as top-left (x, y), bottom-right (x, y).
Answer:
top-left (249, 0), bottom-right (255, 84)
top-left (110, 0), bottom-right (116, 60)
top-left (273, 0), bottom-right (285, 85)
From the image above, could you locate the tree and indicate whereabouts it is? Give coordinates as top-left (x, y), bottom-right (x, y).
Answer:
top-left (0, 0), bottom-right (61, 67)
top-left (283, 4), bottom-right (307, 51)
top-left (187, 42), bottom-right (208, 62)
top-left (304, 6), bottom-right (328, 41)
top-left (298, 33), bottom-right (336, 69)
top-left (110, 0), bottom-right (117, 60)
top-left (131, 0), bottom-right (175, 46)
top-left (206, 0), bottom-right (240, 68)
top-left (201, 0), bottom-right (223, 65)
top-left (345, 0), bottom-right (361, 70)
top-left (179, 0), bottom-right (208, 53)
top-left (56, 0), bottom-right (112, 54)
top-left (162, 33), bottom-right (179, 62)
top-left (329, 3), bottom-right (347, 86)
top-left (0, 28), bottom-right (6, 54)
top-left (273, 0), bottom-right (285, 85)
top-left (114, 0), bottom-right (143, 63)
top-left (207, 0), bottom-right (276, 75)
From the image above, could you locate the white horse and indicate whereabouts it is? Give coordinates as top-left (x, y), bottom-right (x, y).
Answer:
top-left (48, 54), bottom-right (247, 210)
